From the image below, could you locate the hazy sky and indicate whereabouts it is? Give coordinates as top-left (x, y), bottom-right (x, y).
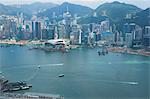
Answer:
top-left (0, 0), bottom-right (150, 9)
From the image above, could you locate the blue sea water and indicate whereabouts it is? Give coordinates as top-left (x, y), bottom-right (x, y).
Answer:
top-left (0, 46), bottom-right (149, 99)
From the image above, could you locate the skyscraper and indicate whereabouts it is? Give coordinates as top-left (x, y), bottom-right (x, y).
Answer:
top-left (63, 3), bottom-right (72, 39)
top-left (143, 26), bottom-right (150, 49)
top-left (32, 21), bottom-right (35, 39)
top-left (35, 21), bottom-right (42, 39)
top-left (125, 33), bottom-right (133, 47)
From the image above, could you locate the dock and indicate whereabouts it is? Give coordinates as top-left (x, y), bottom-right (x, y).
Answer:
top-left (0, 92), bottom-right (64, 99)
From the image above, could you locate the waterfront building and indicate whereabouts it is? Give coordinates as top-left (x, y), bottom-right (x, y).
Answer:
top-left (58, 24), bottom-right (66, 39)
top-left (10, 20), bottom-right (17, 38)
top-left (101, 31), bottom-right (113, 44)
top-left (35, 21), bottom-right (42, 39)
top-left (143, 26), bottom-right (150, 49)
top-left (123, 23), bottom-right (136, 41)
top-left (113, 31), bottom-right (120, 44)
top-left (0, 25), bottom-right (3, 38)
top-left (41, 29), bottom-right (48, 40)
top-left (48, 24), bottom-right (55, 39)
top-left (31, 21), bottom-right (36, 39)
top-left (79, 29), bottom-right (82, 44)
top-left (44, 39), bottom-right (70, 50)
top-left (125, 33), bottom-right (133, 47)
top-left (132, 25), bottom-right (143, 48)
top-left (63, 6), bottom-right (72, 39)
top-left (81, 24), bottom-right (90, 45)
top-left (70, 24), bottom-right (80, 44)
top-left (129, 23), bottom-right (136, 32)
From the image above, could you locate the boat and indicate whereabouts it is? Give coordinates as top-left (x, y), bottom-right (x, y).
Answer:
top-left (59, 74), bottom-right (64, 77)
top-left (98, 51), bottom-right (101, 56)
top-left (20, 86), bottom-right (30, 90)
top-left (28, 84), bottom-right (32, 87)
top-left (10, 87), bottom-right (21, 91)
top-left (38, 65), bottom-right (41, 69)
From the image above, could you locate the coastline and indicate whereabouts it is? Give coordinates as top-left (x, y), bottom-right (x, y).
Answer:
top-left (107, 47), bottom-right (150, 57)
top-left (0, 40), bottom-right (44, 45)
top-left (1, 40), bottom-right (150, 57)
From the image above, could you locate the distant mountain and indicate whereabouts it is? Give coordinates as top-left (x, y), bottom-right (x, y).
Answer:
top-left (11, 2), bottom-right (58, 15)
top-left (38, 2), bottom-right (93, 18)
top-left (0, 3), bottom-right (19, 15)
top-left (116, 7), bottom-right (150, 32)
top-left (79, 1), bottom-right (142, 25)
top-left (133, 8), bottom-right (150, 27)
top-left (95, 1), bottom-right (142, 23)
top-left (0, 2), bottom-right (57, 18)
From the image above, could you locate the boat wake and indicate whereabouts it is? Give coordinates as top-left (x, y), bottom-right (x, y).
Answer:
top-left (97, 80), bottom-right (139, 85)
top-left (41, 63), bottom-right (64, 67)
top-left (119, 81), bottom-right (138, 85)
top-left (3, 63), bottom-right (64, 70)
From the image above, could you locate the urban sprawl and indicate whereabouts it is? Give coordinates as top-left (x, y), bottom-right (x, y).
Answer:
top-left (0, 9), bottom-right (150, 56)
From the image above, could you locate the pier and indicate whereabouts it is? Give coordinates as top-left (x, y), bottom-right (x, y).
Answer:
top-left (0, 92), bottom-right (64, 99)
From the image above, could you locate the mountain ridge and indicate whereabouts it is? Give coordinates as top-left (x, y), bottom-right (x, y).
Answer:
top-left (38, 2), bottom-right (93, 18)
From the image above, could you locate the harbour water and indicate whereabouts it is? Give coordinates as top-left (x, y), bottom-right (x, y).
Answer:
top-left (0, 46), bottom-right (149, 99)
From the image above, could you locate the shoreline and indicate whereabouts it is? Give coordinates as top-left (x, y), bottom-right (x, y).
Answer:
top-left (107, 47), bottom-right (150, 57)
top-left (1, 40), bottom-right (150, 57)
top-left (0, 40), bottom-right (44, 45)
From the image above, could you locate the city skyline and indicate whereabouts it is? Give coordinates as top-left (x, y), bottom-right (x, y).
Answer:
top-left (0, 0), bottom-right (150, 9)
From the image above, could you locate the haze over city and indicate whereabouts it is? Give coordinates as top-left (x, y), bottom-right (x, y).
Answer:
top-left (0, 0), bottom-right (150, 9)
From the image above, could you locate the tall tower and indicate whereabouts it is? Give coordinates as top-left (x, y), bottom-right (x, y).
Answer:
top-left (63, 1), bottom-right (72, 39)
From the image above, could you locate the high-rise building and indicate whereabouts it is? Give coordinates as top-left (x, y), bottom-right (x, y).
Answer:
top-left (143, 26), bottom-right (150, 49)
top-left (132, 25), bottom-right (142, 47)
top-left (63, 5), bottom-right (72, 39)
top-left (42, 29), bottom-right (48, 39)
top-left (70, 24), bottom-right (80, 44)
top-left (58, 24), bottom-right (66, 39)
top-left (123, 23), bottom-right (136, 41)
top-left (3, 20), bottom-right (12, 39)
top-left (35, 21), bottom-right (42, 39)
top-left (48, 24), bottom-right (55, 39)
top-left (125, 33), bottom-right (133, 47)
top-left (32, 21), bottom-right (35, 39)
top-left (0, 25), bottom-right (3, 38)
top-left (130, 23), bottom-right (136, 32)
top-left (113, 31), bottom-right (120, 44)
top-left (81, 24), bottom-right (90, 44)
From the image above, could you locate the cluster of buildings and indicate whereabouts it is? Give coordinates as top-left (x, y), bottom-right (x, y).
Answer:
top-left (0, 10), bottom-right (111, 46)
top-left (0, 8), bottom-right (149, 50)
top-left (112, 22), bottom-right (150, 49)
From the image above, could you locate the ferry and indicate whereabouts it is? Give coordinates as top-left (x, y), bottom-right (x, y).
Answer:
top-left (59, 74), bottom-right (64, 77)
top-left (20, 86), bottom-right (30, 90)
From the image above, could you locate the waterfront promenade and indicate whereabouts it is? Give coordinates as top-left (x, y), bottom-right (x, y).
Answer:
top-left (0, 40), bottom-right (44, 45)
top-left (0, 92), bottom-right (64, 99)
top-left (0, 40), bottom-right (150, 56)
top-left (108, 47), bottom-right (150, 57)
